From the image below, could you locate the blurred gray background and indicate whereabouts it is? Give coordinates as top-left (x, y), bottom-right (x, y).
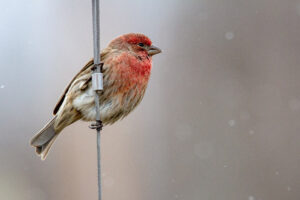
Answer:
top-left (0, 0), bottom-right (300, 200)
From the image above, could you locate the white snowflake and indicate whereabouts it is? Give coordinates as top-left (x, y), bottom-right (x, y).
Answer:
top-left (225, 32), bottom-right (234, 40)
top-left (228, 120), bottom-right (236, 127)
top-left (249, 130), bottom-right (255, 135)
top-left (248, 196), bottom-right (255, 200)
top-left (0, 84), bottom-right (5, 89)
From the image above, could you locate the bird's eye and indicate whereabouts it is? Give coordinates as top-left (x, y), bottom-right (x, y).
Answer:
top-left (138, 43), bottom-right (144, 47)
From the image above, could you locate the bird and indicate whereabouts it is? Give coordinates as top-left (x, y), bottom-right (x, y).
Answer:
top-left (30, 33), bottom-right (161, 160)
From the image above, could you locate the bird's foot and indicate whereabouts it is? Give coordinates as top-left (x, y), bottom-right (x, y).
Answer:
top-left (89, 120), bottom-right (103, 131)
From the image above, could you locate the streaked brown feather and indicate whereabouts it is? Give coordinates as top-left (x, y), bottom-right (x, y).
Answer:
top-left (53, 48), bottom-right (111, 115)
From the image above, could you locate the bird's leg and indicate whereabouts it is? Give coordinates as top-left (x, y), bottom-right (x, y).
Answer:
top-left (89, 120), bottom-right (103, 131)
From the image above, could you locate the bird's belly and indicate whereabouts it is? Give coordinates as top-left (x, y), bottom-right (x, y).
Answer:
top-left (79, 101), bottom-right (115, 123)
top-left (72, 87), bottom-right (121, 123)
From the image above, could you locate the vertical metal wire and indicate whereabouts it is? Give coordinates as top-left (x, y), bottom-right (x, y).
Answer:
top-left (92, 0), bottom-right (101, 70)
top-left (96, 126), bottom-right (101, 200)
top-left (91, 0), bottom-right (102, 200)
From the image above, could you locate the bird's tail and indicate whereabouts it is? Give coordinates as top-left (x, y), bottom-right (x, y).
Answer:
top-left (30, 116), bottom-right (58, 160)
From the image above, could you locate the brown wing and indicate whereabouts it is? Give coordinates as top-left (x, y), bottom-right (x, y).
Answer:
top-left (53, 49), bottom-right (110, 115)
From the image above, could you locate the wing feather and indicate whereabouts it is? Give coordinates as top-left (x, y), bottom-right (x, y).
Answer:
top-left (53, 49), bottom-right (111, 115)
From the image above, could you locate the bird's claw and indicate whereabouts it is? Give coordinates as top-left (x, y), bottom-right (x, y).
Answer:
top-left (89, 120), bottom-right (103, 131)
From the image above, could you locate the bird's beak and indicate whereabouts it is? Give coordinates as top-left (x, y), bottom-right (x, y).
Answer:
top-left (148, 45), bottom-right (162, 56)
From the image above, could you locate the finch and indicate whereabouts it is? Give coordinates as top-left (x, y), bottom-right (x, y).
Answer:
top-left (30, 33), bottom-right (161, 160)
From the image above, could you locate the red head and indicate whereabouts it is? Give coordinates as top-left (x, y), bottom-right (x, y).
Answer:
top-left (109, 33), bottom-right (161, 56)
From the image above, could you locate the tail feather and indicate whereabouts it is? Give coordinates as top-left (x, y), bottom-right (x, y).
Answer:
top-left (30, 116), bottom-right (58, 160)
